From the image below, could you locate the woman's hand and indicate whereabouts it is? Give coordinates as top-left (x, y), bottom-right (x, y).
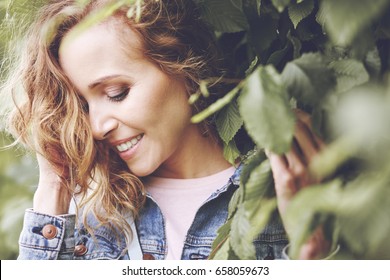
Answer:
top-left (267, 110), bottom-right (330, 259)
top-left (33, 149), bottom-right (72, 215)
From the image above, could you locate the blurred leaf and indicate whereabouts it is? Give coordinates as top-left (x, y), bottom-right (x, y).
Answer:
top-left (310, 135), bottom-right (358, 180)
top-left (337, 172), bottom-right (390, 259)
top-left (239, 65), bottom-right (295, 154)
top-left (281, 53), bottom-right (335, 106)
top-left (0, 132), bottom-right (36, 259)
top-left (245, 198), bottom-right (277, 239)
top-left (231, 205), bottom-right (256, 259)
top-left (319, 0), bottom-right (390, 46)
top-left (284, 179), bottom-right (343, 259)
top-left (329, 59), bottom-right (370, 93)
top-left (364, 48), bottom-right (382, 78)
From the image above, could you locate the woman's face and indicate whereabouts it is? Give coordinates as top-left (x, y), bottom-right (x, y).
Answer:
top-left (59, 22), bottom-right (193, 177)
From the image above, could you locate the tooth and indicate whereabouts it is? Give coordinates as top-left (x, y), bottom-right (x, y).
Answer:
top-left (131, 138), bottom-right (138, 145)
top-left (117, 145), bottom-right (124, 152)
top-left (120, 143), bottom-right (128, 150)
top-left (137, 135), bottom-right (142, 140)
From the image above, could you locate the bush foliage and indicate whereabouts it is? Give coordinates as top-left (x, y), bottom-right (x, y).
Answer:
top-left (192, 0), bottom-right (390, 260)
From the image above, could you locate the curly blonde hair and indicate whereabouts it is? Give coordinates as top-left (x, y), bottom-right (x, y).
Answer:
top-left (2, 0), bottom-right (221, 242)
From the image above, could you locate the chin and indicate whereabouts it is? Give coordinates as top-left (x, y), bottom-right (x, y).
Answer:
top-left (127, 164), bottom-right (157, 178)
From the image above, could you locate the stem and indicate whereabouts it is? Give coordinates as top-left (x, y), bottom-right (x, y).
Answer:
top-left (191, 81), bottom-right (245, 123)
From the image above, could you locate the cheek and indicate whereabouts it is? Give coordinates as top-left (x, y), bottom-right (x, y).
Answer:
top-left (147, 85), bottom-right (191, 124)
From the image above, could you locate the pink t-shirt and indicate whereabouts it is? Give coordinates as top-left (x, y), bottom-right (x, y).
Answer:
top-left (143, 166), bottom-right (236, 260)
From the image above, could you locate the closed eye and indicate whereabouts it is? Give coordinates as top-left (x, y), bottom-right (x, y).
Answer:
top-left (107, 87), bottom-right (130, 103)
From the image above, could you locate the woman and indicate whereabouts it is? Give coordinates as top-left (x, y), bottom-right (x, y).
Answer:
top-left (4, 0), bottom-right (330, 260)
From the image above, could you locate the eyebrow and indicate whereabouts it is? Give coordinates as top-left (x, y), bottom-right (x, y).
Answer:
top-left (88, 75), bottom-right (123, 89)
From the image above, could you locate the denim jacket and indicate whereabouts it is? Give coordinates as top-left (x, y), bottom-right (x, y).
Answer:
top-left (18, 166), bottom-right (288, 260)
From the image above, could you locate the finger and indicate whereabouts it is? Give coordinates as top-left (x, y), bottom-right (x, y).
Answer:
top-left (285, 139), bottom-right (310, 189)
top-left (294, 120), bottom-right (320, 163)
top-left (295, 110), bottom-right (325, 150)
top-left (267, 151), bottom-right (298, 197)
top-left (298, 227), bottom-right (331, 260)
top-left (285, 138), bottom-right (307, 167)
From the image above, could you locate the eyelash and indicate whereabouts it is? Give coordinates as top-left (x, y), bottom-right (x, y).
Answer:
top-left (107, 88), bottom-right (130, 103)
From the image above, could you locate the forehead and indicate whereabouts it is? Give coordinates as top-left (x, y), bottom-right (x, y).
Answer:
top-left (58, 20), bottom-right (144, 91)
top-left (59, 19), bottom-right (143, 66)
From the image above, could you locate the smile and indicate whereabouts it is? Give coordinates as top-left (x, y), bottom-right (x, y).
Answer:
top-left (116, 134), bottom-right (143, 152)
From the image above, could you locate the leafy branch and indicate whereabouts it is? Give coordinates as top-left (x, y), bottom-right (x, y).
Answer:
top-left (193, 0), bottom-right (390, 259)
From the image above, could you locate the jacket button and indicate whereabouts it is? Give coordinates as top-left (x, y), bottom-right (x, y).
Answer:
top-left (143, 253), bottom-right (155, 260)
top-left (42, 224), bottom-right (57, 239)
top-left (74, 244), bottom-right (88, 256)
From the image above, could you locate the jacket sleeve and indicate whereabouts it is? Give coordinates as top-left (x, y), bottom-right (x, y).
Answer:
top-left (18, 209), bottom-right (76, 260)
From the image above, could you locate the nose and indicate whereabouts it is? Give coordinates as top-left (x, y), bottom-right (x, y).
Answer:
top-left (89, 104), bottom-right (118, 140)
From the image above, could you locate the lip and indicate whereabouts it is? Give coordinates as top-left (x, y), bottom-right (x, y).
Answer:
top-left (110, 134), bottom-right (144, 161)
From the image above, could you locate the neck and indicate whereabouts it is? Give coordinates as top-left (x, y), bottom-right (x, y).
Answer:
top-left (152, 125), bottom-right (232, 179)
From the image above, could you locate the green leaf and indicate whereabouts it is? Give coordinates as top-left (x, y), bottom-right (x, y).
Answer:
top-left (271, 0), bottom-right (291, 13)
top-left (266, 41), bottom-right (291, 66)
top-left (243, 158), bottom-right (274, 204)
top-left (223, 140), bottom-right (241, 165)
top-left (309, 135), bottom-right (359, 180)
top-left (230, 205), bottom-right (256, 259)
top-left (284, 179), bottom-right (343, 259)
top-left (281, 53), bottom-right (335, 106)
top-left (287, 31), bottom-right (302, 59)
top-left (216, 100), bottom-right (243, 144)
top-left (242, 0), bottom-right (262, 17)
top-left (245, 11), bottom-right (279, 57)
top-left (288, 0), bottom-right (314, 29)
top-left (211, 236), bottom-right (231, 260)
top-left (319, 0), bottom-right (390, 46)
top-left (209, 219), bottom-right (232, 259)
top-left (329, 59), bottom-right (370, 93)
top-left (286, 170), bottom-right (390, 259)
top-left (239, 65), bottom-right (295, 154)
top-left (195, 0), bottom-right (248, 33)
top-left (228, 185), bottom-right (242, 220)
top-left (242, 158), bottom-right (277, 238)
top-left (240, 150), bottom-right (267, 188)
top-left (245, 198), bottom-right (277, 239)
